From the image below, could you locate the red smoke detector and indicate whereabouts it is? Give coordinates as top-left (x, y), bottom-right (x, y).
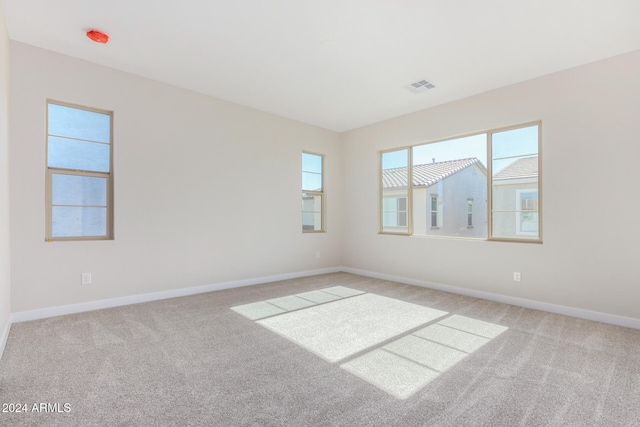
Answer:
top-left (86, 30), bottom-right (109, 44)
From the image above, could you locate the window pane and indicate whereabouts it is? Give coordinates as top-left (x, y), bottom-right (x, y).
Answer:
top-left (381, 149), bottom-right (409, 233)
top-left (302, 171), bottom-right (322, 191)
top-left (52, 174), bottom-right (107, 206)
top-left (382, 212), bottom-right (397, 227)
top-left (491, 211), bottom-right (539, 239)
top-left (52, 207), bottom-right (107, 237)
top-left (48, 103), bottom-right (110, 143)
top-left (302, 153), bottom-right (322, 174)
top-left (302, 193), bottom-right (322, 231)
top-left (301, 152), bottom-right (324, 232)
top-left (48, 136), bottom-right (110, 172)
top-left (412, 134), bottom-right (487, 237)
top-left (398, 212), bottom-right (407, 227)
top-left (491, 125), bottom-right (538, 175)
top-left (520, 211), bottom-right (539, 233)
top-left (382, 198), bottom-right (397, 211)
top-left (491, 125), bottom-right (540, 240)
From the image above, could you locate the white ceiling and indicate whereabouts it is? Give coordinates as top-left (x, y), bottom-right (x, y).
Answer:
top-left (2, 0), bottom-right (639, 132)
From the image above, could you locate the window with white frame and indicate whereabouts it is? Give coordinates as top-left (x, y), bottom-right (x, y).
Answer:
top-left (302, 152), bottom-right (324, 232)
top-left (46, 101), bottom-right (113, 241)
top-left (382, 197), bottom-right (407, 227)
top-left (379, 122), bottom-right (541, 242)
top-left (430, 195), bottom-right (439, 228)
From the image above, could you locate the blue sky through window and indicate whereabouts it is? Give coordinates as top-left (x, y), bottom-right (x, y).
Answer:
top-left (381, 125), bottom-right (538, 172)
top-left (302, 152), bottom-right (322, 191)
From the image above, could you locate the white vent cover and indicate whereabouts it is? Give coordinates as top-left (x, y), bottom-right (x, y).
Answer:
top-left (404, 79), bottom-right (436, 94)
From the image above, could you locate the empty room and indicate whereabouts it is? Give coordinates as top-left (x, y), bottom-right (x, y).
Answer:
top-left (1, 1), bottom-right (639, 426)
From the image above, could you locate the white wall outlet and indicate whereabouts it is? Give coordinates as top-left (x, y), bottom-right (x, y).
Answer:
top-left (513, 272), bottom-right (521, 282)
top-left (316, 251), bottom-right (321, 259)
top-left (81, 272), bottom-right (92, 285)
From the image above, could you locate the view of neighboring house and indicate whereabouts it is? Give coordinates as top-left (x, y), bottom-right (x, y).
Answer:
top-left (302, 193), bottom-right (322, 231)
top-left (382, 158), bottom-right (487, 237)
top-left (492, 156), bottom-right (539, 239)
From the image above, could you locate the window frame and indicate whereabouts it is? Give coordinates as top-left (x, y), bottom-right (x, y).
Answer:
top-left (379, 121), bottom-right (542, 243)
top-left (302, 150), bottom-right (325, 233)
top-left (487, 122), bottom-right (542, 243)
top-left (45, 100), bottom-right (114, 242)
top-left (379, 147), bottom-right (412, 235)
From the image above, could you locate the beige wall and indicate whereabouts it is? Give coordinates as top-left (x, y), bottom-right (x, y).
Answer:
top-left (9, 42), bottom-right (342, 313)
top-left (0, 5), bottom-right (11, 347)
top-left (6, 39), bottom-right (640, 324)
top-left (342, 49), bottom-right (640, 319)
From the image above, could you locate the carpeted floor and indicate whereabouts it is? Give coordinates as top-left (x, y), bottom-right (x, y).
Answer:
top-left (1, 272), bottom-right (639, 426)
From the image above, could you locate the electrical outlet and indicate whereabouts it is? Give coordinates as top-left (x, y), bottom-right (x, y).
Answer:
top-left (513, 272), bottom-right (521, 282)
top-left (81, 272), bottom-right (92, 285)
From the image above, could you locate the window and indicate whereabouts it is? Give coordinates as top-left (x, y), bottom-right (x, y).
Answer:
top-left (490, 125), bottom-right (541, 240)
top-left (430, 196), bottom-right (438, 228)
top-left (302, 152), bottom-right (324, 232)
top-left (380, 149), bottom-right (410, 234)
top-left (379, 122), bottom-right (541, 242)
top-left (46, 101), bottom-right (113, 241)
top-left (516, 190), bottom-right (538, 236)
top-left (382, 197), bottom-right (407, 227)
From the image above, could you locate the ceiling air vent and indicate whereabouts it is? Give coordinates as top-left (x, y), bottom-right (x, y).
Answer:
top-left (404, 79), bottom-right (436, 94)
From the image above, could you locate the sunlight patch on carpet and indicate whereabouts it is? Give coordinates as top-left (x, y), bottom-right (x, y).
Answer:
top-left (231, 288), bottom-right (508, 400)
top-left (230, 287), bottom-right (365, 320)
top-left (340, 315), bottom-right (508, 399)
top-left (230, 301), bottom-right (287, 320)
top-left (257, 293), bottom-right (447, 362)
top-left (341, 349), bottom-right (440, 399)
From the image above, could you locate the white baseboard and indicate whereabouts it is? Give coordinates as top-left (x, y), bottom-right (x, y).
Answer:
top-left (9, 265), bottom-right (640, 331)
top-left (0, 317), bottom-right (10, 360)
top-left (11, 267), bottom-right (342, 324)
top-left (342, 267), bottom-right (640, 330)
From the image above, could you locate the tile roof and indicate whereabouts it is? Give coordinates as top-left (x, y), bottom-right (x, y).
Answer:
top-left (493, 156), bottom-right (538, 181)
top-left (382, 158), bottom-right (485, 189)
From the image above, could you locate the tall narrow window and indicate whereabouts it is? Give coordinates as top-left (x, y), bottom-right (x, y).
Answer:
top-left (467, 199), bottom-right (473, 227)
top-left (381, 148), bottom-right (410, 234)
top-left (430, 196), bottom-right (438, 227)
top-left (46, 101), bottom-right (113, 241)
top-left (302, 152), bottom-right (324, 232)
top-left (490, 124), bottom-right (541, 241)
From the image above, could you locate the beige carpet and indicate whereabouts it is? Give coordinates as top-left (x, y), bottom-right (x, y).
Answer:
top-left (1, 272), bottom-right (639, 426)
